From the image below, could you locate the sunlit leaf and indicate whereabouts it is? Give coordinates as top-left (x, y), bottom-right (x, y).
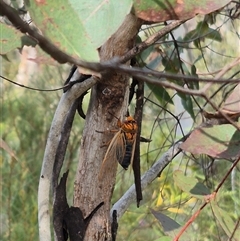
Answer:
top-left (167, 207), bottom-right (185, 214)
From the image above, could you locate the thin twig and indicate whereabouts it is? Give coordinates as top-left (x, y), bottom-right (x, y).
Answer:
top-left (0, 75), bottom-right (69, 91)
top-left (174, 157), bottom-right (240, 241)
top-left (120, 20), bottom-right (186, 63)
top-left (110, 142), bottom-right (182, 219)
top-left (228, 217), bottom-right (240, 241)
top-left (201, 56), bottom-right (240, 93)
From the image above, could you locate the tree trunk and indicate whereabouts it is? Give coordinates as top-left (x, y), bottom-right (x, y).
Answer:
top-left (73, 14), bottom-right (142, 240)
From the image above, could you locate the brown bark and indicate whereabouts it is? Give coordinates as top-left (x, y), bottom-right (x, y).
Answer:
top-left (73, 14), bottom-right (142, 240)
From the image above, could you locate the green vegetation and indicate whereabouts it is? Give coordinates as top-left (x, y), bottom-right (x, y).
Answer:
top-left (1, 1), bottom-right (240, 240)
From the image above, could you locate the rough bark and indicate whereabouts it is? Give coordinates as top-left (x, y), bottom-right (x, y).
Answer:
top-left (73, 14), bottom-right (142, 240)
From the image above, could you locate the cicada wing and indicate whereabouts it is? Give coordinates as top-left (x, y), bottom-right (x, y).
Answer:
top-left (130, 136), bottom-right (136, 166)
top-left (98, 131), bottom-right (125, 181)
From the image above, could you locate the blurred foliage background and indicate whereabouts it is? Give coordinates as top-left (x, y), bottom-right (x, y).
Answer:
top-left (1, 3), bottom-right (240, 241)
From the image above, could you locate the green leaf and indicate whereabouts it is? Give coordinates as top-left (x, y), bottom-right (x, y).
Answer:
top-left (139, 45), bottom-right (154, 62)
top-left (146, 83), bottom-right (173, 105)
top-left (151, 210), bottom-right (180, 231)
top-left (196, 21), bottom-right (222, 42)
top-left (158, 237), bottom-right (172, 241)
top-left (211, 200), bottom-right (240, 239)
top-left (133, 0), bottom-right (231, 22)
top-left (136, 37), bottom-right (154, 66)
top-left (151, 209), bottom-right (192, 240)
top-left (190, 64), bottom-right (199, 90)
top-left (205, 27), bottom-right (222, 41)
top-left (180, 124), bottom-right (240, 160)
top-left (145, 55), bottom-right (173, 105)
top-left (0, 23), bottom-right (36, 55)
top-left (162, 56), bottom-right (180, 73)
top-left (183, 21), bottom-right (222, 48)
top-left (26, 0), bottom-right (132, 61)
top-left (173, 170), bottom-right (211, 200)
top-left (177, 93), bottom-right (195, 120)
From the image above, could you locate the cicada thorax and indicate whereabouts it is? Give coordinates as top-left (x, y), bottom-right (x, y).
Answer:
top-left (118, 116), bottom-right (137, 134)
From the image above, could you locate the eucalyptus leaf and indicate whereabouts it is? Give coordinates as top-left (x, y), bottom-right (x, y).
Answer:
top-left (26, 0), bottom-right (132, 61)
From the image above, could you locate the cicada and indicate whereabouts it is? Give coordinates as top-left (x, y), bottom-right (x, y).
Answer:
top-left (98, 116), bottom-right (137, 180)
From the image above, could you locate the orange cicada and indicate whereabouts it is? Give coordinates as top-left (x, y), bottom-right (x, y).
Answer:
top-left (98, 116), bottom-right (137, 179)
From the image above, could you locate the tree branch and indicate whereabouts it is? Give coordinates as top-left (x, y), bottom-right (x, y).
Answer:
top-left (38, 72), bottom-right (97, 241)
top-left (111, 142), bottom-right (182, 219)
top-left (2, 1), bottom-right (239, 86)
top-left (119, 19), bottom-right (186, 63)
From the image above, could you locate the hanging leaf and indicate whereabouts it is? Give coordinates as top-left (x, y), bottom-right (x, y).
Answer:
top-left (133, 0), bottom-right (231, 22)
top-left (151, 209), bottom-right (192, 240)
top-left (180, 124), bottom-right (240, 160)
top-left (191, 64), bottom-right (199, 90)
top-left (184, 21), bottom-right (222, 48)
top-left (151, 209), bottom-right (181, 231)
top-left (144, 55), bottom-right (173, 104)
top-left (173, 170), bottom-right (211, 200)
top-left (177, 92), bottom-right (195, 120)
top-left (211, 200), bottom-right (240, 239)
top-left (146, 83), bottom-right (173, 105)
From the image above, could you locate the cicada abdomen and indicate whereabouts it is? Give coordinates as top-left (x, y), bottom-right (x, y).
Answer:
top-left (121, 143), bottom-right (133, 169)
top-left (98, 116), bottom-right (137, 180)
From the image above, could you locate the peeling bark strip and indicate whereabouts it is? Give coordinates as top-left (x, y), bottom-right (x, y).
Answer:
top-left (64, 202), bottom-right (104, 241)
top-left (63, 67), bottom-right (92, 119)
top-left (52, 100), bottom-right (78, 194)
top-left (111, 210), bottom-right (118, 241)
top-left (54, 171), bottom-right (104, 241)
top-left (73, 14), bottom-right (143, 241)
top-left (133, 80), bottom-right (144, 207)
top-left (53, 171), bottom-right (69, 241)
